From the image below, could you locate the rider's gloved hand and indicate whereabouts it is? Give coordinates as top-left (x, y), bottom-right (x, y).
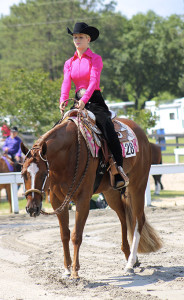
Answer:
top-left (59, 102), bottom-right (66, 114)
top-left (75, 100), bottom-right (85, 112)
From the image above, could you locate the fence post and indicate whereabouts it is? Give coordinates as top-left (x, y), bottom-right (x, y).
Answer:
top-left (11, 183), bottom-right (19, 214)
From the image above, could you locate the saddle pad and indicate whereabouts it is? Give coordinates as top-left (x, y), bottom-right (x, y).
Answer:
top-left (62, 110), bottom-right (139, 158)
top-left (113, 120), bottom-right (139, 158)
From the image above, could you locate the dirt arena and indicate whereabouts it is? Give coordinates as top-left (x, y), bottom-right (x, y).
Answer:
top-left (0, 174), bottom-right (184, 300)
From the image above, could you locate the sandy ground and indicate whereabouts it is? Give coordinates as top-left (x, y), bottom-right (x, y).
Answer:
top-left (0, 174), bottom-right (184, 300)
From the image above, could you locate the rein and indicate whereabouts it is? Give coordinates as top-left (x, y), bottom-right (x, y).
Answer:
top-left (40, 104), bottom-right (91, 216)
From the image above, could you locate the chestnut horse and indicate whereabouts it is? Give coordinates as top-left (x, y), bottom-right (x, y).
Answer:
top-left (150, 143), bottom-right (164, 195)
top-left (0, 156), bottom-right (12, 212)
top-left (21, 115), bottom-right (162, 278)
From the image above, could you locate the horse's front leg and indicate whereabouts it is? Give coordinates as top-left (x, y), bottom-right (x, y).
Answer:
top-left (71, 198), bottom-right (90, 278)
top-left (50, 191), bottom-right (72, 278)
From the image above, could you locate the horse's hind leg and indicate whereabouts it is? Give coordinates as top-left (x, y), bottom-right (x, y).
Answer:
top-left (124, 187), bottom-right (145, 273)
top-left (103, 189), bottom-right (131, 262)
top-left (153, 175), bottom-right (161, 195)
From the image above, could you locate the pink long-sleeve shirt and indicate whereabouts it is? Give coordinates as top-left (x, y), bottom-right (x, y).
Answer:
top-left (60, 48), bottom-right (103, 105)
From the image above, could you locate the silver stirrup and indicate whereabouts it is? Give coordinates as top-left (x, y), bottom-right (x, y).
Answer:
top-left (118, 166), bottom-right (129, 187)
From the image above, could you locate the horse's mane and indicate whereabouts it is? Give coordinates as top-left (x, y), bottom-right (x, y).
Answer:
top-left (34, 122), bottom-right (64, 147)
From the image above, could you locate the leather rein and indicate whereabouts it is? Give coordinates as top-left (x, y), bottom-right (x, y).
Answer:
top-left (23, 104), bottom-right (91, 216)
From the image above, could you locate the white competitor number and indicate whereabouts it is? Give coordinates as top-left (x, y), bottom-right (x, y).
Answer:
top-left (123, 141), bottom-right (136, 158)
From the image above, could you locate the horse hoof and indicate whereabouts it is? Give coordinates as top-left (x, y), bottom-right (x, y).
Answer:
top-left (62, 268), bottom-right (71, 279)
top-left (154, 192), bottom-right (160, 195)
top-left (124, 267), bottom-right (135, 275)
top-left (70, 275), bottom-right (80, 281)
top-left (134, 258), bottom-right (141, 268)
top-left (71, 271), bottom-right (80, 279)
top-left (62, 272), bottom-right (71, 279)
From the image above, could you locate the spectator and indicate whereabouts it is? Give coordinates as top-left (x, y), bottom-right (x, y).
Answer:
top-left (1, 122), bottom-right (10, 139)
top-left (2, 126), bottom-right (22, 171)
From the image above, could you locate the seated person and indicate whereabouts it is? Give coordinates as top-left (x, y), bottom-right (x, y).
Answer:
top-left (3, 126), bottom-right (22, 171)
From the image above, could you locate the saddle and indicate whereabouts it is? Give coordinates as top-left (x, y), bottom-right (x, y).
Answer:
top-left (62, 109), bottom-right (139, 191)
top-left (1, 154), bottom-right (22, 172)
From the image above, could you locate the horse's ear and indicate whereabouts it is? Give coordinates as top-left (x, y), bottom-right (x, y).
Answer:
top-left (21, 142), bottom-right (29, 156)
top-left (41, 142), bottom-right (47, 157)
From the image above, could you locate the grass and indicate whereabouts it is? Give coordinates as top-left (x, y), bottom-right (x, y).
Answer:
top-left (151, 190), bottom-right (184, 198)
top-left (148, 137), bottom-right (184, 164)
top-left (0, 198), bottom-right (52, 213)
top-left (0, 194), bottom-right (100, 213)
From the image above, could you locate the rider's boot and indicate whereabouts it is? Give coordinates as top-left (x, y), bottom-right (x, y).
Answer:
top-left (109, 156), bottom-right (129, 190)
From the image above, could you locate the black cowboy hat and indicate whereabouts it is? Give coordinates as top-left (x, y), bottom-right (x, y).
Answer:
top-left (67, 22), bottom-right (99, 42)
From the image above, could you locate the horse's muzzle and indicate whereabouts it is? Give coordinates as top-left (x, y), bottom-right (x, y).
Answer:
top-left (26, 202), bottom-right (42, 217)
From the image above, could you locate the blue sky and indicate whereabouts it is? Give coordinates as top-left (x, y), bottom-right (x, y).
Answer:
top-left (0, 0), bottom-right (184, 18)
top-left (115, 0), bottom-right (184, 18)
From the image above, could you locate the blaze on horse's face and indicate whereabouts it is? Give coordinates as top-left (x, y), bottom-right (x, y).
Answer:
top-left (21, 142), bottom-right (48, 217)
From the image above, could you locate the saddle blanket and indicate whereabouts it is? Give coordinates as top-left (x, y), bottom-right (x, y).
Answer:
top-left (62, 109), bottom-right (139, 158)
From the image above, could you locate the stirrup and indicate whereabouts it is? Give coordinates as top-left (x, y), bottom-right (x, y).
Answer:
top-left (116, 166), bottom-right (129, 189)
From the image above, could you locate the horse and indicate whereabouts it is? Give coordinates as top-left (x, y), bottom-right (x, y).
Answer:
top-left (0, 154), bottom-right (24, 213)
top-left (21, 112), bottom-right (162, 278)
top-left (0, 156), bottom-right (12, 212)
top-left (150, 143), bottom-right (164, 195)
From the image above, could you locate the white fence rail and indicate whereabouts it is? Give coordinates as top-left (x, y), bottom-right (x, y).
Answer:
top-left (0, 164), bottom-right (184, 213)
top-left (0, 173), bottom-right (23, 213)
top-left (145, 163), bottom-right (184, 206)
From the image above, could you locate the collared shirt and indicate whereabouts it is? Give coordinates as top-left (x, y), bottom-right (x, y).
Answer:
top-left (3, 136), bottom-right (22, 157)
top-left (60, 48), bottom-right (103, 104)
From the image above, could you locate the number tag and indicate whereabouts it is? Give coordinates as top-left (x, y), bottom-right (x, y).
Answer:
top-left (123, 141), bottom-right (136, 158)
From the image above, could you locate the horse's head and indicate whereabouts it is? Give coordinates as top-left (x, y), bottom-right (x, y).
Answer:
top-left (21, 142), bottom-right (49, 217)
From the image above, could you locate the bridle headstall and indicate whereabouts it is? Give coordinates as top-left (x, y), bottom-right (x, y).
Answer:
top-left (23, 147), bottom-right (50, 200)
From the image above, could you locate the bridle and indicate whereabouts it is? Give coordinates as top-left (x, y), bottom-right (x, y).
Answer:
top-left (23, 148), bottom-right (50, 200)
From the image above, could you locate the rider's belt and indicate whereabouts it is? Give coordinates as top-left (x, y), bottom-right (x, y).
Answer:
top-left (76, 88), bottom-right (86, 99)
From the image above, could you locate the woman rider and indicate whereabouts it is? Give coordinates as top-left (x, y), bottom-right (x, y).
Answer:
top-left (59, 22), bottom-right (129, 189)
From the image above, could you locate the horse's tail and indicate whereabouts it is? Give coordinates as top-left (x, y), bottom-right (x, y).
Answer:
top-left (124, 193), bottom-right (163, 253)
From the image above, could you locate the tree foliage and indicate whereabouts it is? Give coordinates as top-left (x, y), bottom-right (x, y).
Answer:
top-left (127, 108), bottom-right (158, 134)
top-left (111, 11), bottom-right (184, 108)
top-left (0, 69), bottom-right (63, 136)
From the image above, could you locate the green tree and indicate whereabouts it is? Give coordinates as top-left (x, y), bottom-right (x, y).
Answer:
top-left (0, 69), bottom-right (65, 135)
top-left (94, 11), bottom-right (129, 101)
top-left (127, 108), bottom-right (158, 134)
top-left (111, 11), bottom-right (184, 108)
top-left (0, 0), bottom-right (115, 80)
